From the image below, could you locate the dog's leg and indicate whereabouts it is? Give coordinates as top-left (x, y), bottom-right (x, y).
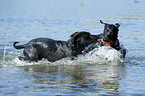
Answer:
top-left (21, 47), bottom-right (41, 62)
top-left (18, 56), bottom-right (34, 62)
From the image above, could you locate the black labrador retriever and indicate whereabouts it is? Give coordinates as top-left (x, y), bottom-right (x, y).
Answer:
top-left (13, 32), bottom-right (98, 62)
top-left (82, 20), bottom-right (126, 58)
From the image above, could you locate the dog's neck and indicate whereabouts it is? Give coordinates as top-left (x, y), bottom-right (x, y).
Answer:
top-left (101, 38), bottom-right (111, 45)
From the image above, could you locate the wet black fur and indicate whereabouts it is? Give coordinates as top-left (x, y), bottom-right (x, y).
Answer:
top-left (13, 32), bottom-right (98, 62)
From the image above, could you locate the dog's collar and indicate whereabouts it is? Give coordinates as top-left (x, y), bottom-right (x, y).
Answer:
top-left (101, 38), bottom-right (111, 45)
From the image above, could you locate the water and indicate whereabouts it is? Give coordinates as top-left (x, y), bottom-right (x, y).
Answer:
top-left (0, 0), bottom-right (145, 95)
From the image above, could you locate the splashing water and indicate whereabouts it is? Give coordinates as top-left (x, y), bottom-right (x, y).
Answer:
top-left (1, 46), bottom-right (124, 67)
top-left (51, 46), bottom-right (124, 65)
top-left (76, 46), bottom-right (123, 65)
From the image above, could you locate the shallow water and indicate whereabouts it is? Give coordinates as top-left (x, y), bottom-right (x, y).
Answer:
top-left (0, 0), bottom-right (145, 95)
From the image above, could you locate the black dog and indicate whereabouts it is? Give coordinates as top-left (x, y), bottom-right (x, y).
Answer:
top-left (13, 32), bottom-right (98, 62)
top-left (83, 20), bottom-right (126, 58)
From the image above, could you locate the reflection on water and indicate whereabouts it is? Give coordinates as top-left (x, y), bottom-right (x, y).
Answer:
top-left (0, 48), bottom-right (125, 95)
top-left (24, 63), bottom-right (125, 95)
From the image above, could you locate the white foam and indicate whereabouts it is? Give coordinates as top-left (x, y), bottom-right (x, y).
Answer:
top-left (12, 58), bottom-right (51, 66)
top-left (75, 46), bottom-right (123, 65)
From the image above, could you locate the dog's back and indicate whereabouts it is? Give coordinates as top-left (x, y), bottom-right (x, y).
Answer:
top-left (13, 32), bottom-right (99, 62)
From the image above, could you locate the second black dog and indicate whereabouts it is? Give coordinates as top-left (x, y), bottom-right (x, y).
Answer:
top-left (83, 20), bottom-right (126, 58)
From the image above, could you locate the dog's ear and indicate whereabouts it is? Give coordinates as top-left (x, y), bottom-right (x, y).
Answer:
top-left (115, 23), bottom-right (120, 28)
top-left (69, 32), bottom-right (82, 56)
top-left (69, 32), bottom-right (80, 48)
top-left (69, 31), bottom-right (91, 47)
top-left (69, 32), bottom-right (80, 47)
top-left (70, 32), bottom-right (79, 37)
top-left (100, 20), bottom-right (108, 25)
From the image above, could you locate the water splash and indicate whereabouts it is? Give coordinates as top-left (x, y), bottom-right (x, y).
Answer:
top-left (2, 30), bottom-right (8, 62)
top-left (0, 46), bottom-right (124, 67)
top-left (76, 46), bottom-right (123, 65)
top-left (53, 46), bottom-right (124, 66)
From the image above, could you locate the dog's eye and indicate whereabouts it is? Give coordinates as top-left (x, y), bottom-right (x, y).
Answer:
top-left (106, 29), bottom-right (109, 32)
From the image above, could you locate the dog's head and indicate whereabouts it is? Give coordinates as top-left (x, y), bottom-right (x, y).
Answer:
top-left (100, 20), bottom-right (120, 41)
top-left (68, 31), bottom-right (98, 56)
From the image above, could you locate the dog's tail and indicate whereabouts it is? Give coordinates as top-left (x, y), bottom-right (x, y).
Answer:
top-left (13, 42), bottom-right (26, 49)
